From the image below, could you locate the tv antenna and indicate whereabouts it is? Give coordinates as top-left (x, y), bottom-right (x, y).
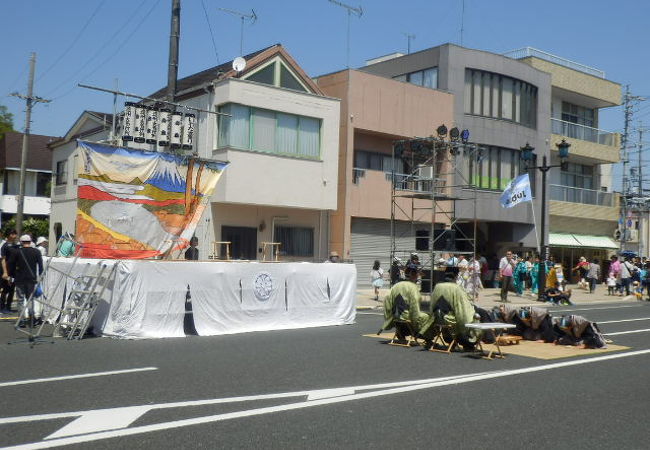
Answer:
top-left (328, 0), bottom-right (363, 68)
top-left (218, 7), bottom-right (257, 56)
top-left (402, 32), bottom-right (416, 54)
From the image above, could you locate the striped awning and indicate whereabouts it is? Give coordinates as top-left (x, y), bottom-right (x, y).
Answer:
top-left (549, 233), bottom-right (619, 249)
top-left (549, 233), bottom-right (581, 247)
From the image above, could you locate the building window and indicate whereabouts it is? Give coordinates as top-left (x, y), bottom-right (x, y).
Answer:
top-left (354, 150), bottom-right (405, 173)
top-left (464, 68), bottom-right (537, 128)
top-left (36, 172), bottom-right (51, 197)
top-left (561, 102), bottom-right (595, 128)
top-left (3, 170), bottom-right (20, 194)
top-left (218, 103), bottom-right (321, 159)
top-left (275, 226), bottom-right (314, 257)
top-left (468, 146), bottom-right (535, 193)
top-left (56, 160), bottom-right (68, 185)
top-left (561, 163), bottom-right (593, 189)
top-left (393, 67), bottom-right (438, 89)
top-left (243, 60), bottom-right (309, 93)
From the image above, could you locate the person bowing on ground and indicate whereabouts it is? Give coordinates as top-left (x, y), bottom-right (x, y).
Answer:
top-left (555, 315), bottom-right (607, 349)
top-left (518, 306), bottom-right (558, 343)
top-left (380, 263), bottom-right (430, 341)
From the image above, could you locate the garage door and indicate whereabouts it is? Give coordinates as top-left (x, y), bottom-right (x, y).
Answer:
top-left (351, 218), bottom-right (428, 287)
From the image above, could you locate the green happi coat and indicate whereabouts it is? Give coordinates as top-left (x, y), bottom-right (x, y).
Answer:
top-left (382, 281), bottom-right (430, 332)
top-left (420, 281), bottom-right (478, 339)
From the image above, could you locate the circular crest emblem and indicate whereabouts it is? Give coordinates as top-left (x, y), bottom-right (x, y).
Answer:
top-left (253, 272), bottom-right (274, 301)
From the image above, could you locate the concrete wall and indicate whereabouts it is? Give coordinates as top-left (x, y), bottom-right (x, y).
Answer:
top-left (210, 79), bottom-right (340, 210)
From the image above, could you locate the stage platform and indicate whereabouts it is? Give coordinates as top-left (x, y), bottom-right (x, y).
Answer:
top-left (42, 258), bottom-right (357, 339)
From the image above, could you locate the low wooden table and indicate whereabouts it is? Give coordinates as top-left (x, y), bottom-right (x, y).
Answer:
top-left (465, 322), bottom-right (517, 360)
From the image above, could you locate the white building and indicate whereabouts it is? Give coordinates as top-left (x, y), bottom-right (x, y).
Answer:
top-left (49, 44), bottom-right (340, 260)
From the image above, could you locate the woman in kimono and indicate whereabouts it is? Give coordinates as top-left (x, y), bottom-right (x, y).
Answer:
top-left (518, 306), bottom-right (558, 343)
top-left (530, 256), bottom-right (541, 294)
top-left (512, 256), bottom-right (528, 295)
top-left (555, 315), bottom-right (607, 349)
top-left (458, 256), bottom-right (482, 301)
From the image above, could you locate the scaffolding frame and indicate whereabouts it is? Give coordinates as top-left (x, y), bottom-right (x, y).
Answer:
top-left (390, 133), bottom-right (482, 293)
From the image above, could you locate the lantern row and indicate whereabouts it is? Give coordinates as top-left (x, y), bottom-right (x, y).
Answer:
top-left (120, 102), bottom-right (195, 150)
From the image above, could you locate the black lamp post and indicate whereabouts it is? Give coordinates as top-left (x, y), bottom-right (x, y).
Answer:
top-left (521, 139), bottom-right (571, 300)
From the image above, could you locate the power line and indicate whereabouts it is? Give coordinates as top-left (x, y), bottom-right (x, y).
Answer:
top-left (3, 63), bottom-right (28, 97)
top-left (44, 0), bottom-right (150, 98)
top-left (51, 0), bottom-right (160, 101)
top-left (201, 0), bottom-right (220, 65)
top-left (37, 0), bottom-right (107, 82)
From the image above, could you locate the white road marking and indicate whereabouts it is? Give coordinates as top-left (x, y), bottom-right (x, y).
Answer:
top-left (0, 367), bottom-right (158, 388)
top-left (552, 305), bottom-right (643, 313)
top-left (3, 350), bottom-right (650, 449)
top-left (598, 317), bottom-right (650, 324)
top-left (605, 328), bottom-right (650, 336)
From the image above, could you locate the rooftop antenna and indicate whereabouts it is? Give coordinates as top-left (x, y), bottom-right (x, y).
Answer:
top-left (402, 32), bottom-right (416, 54)
top-left (328, 0), bottom-right (363, 68)
top-left (218, 7), bottom-right (257, 56)
top-left (460, 0), bottom-right (465, 47)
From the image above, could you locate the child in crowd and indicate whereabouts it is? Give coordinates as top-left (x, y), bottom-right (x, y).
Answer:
top-left (632, 281), bottom-right (644, 300)
top-left (606, 273), bottom-right (616, 296)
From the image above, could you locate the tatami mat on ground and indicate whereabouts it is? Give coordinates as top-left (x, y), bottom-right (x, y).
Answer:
top-left (364, 332), bottom-right (629, 359)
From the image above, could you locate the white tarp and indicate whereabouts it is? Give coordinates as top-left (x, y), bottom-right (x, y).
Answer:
top-left (41, 258), bottom-right (357, 339)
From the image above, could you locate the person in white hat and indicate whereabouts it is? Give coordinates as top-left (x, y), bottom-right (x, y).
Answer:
top-left (36, 237), bottom-right (48, 257)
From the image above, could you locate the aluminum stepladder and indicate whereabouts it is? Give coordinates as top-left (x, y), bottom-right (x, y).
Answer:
top-left (52, 261), bottom-right (117, 340)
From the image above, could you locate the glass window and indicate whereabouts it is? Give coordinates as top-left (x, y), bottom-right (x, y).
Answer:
top-left (3, 170), bottom-right (19, 194)
top-left (275, 226), bottom-right (314, 257)
top-left (280, 64), bottom-right (308, 92)
top-left (277, 113), bottom-right (298, 154)
top-left (246, 63), bottom-right (276, 86)
top-left (298, 117), bottom-right (320, 158)
top-left (218, 104), bottom-right (250, 149)
top-left (36, 172), bottom-right (50, 197)
top-left (501, 77), bottom-right (513, 120)
top-left (422, 68), bottom-right (438, 89)
top-left (56, 161), bottom-right (68, 186)
top-left (253, 109), bottom-right (276, 152)
top-left (464, 69), bottom-right (537, 128)
top-left (409, 71), bottom-right (423, 86)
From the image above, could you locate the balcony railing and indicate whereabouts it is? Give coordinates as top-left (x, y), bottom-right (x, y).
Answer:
top-left (551, 118), bottom-right (617, 146)
top-left (549, 184), bottom-right (614, 207)
top-left (503, 47), bottom-right (606, 78)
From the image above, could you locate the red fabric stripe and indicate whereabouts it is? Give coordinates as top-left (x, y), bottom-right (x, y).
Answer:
top-left (78, 185), bottom-right (184, 206)
top-left (78, 244), bottom-right (161, 260)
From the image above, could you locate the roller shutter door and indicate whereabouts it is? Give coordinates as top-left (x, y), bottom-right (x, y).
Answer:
top-left (351, 218), bottom-right (427, 287)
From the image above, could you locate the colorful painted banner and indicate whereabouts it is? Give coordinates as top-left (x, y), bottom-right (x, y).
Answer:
top-left (75, 141), bottom-right (228, 259)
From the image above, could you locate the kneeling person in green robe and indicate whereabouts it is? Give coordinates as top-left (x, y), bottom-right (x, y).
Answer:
top-left (381, 263), bottom-right (430, 340)
top-left (420, 273), bottom-right (480, 350)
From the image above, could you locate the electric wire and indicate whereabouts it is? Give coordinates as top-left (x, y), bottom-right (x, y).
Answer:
top-left (3, 62), bottom-right (28, 97)
top-left (37, 0), bottom-right (107, 82)
top-left (44, 0), bottom-right (150, 98)
top-left (51, 0), bottom-right (160, 101)
top-left (201, 0), bottom-right (220, 65)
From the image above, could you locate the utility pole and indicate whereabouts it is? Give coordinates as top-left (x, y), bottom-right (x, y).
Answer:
top-left (10, 52), bottom-right (50, 237)
top-left (620, 86), bottom-right (645, 252)
top-left (167, 0), bottom-right (180, 103)
top-left (402, 32), bottom-right (416, 54)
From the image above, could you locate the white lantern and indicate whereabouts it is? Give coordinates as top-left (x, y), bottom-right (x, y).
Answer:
top-left (170, 112), bottom-right (182, 149)
top-left (134, 105), bottom-right (147, 143)
top-left (157, 108), bottom-right (171, 146)
top-left (182, 113), bottom-right (195, 150)
top-left (145, 106), bottom-right (158, 144)
top-left (122, 102), bottom-right (136, 142)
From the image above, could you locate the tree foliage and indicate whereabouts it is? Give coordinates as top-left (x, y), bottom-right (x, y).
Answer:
top-left (2, 217), bottom-right (49, 239)
top-left (0, 104), bottom-right (14, 140)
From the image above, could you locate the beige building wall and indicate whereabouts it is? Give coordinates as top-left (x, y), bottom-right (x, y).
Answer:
top-left (316, 69), bottom-right (454, 258)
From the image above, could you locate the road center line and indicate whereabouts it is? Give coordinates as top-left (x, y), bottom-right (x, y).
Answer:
top-left (0, 367), bottom-right (158, 388)
top-left (552, 305), bottom-right (644, 313)
top-left (5, 349), bottom-right (650, 449)
top-left (598, 317), bottom-right (650, 324)
top-left (604, 328), bottom-right (650, 336)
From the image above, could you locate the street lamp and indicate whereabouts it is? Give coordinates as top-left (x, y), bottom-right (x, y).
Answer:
top-left (520, 139), bottom-right (571, 300)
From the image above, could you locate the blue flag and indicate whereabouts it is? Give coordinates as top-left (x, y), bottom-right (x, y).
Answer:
top-left (500, 173), bottom-right (532, 208)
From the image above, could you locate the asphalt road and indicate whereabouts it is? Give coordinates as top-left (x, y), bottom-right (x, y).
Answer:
top-left (0, 302), bottom-right (649, 449)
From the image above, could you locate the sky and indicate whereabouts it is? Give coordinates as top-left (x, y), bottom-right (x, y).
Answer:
top-left (2, 0), bottom-right (650, 182)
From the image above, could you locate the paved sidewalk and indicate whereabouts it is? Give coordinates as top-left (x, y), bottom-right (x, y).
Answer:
top-left (356, 284), bottom-right (642, 310)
